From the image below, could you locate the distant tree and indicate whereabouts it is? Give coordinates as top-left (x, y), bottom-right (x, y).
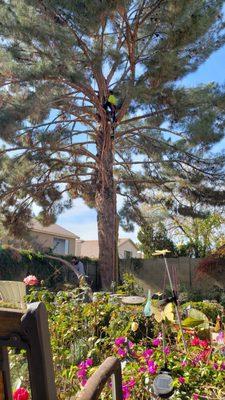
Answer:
top-left (174, 213), bottom-right (225, 257)
top-left (137, 222), bottom-right (175, 258)
top-left (1, 1), bottom-right (225, 287)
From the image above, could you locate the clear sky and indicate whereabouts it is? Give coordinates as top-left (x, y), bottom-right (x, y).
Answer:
top-left (56, 45), bottom-right (225, 243)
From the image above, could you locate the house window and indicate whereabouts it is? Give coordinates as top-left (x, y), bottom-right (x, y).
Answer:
top-left (124, 250), bottom-right (132, 259)
top-left (53, 238), bottom-right (69, 255)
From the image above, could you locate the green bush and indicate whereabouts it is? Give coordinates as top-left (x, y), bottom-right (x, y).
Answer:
top-left (15, 288), bottom-right (225, 400)
top-left (0, 246), bottom-right (96, 289)
top-left (182, 301), bottom-right (223, 323)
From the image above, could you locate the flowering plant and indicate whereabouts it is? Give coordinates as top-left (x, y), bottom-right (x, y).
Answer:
top-left (13, 387), bottom-right (29, 400)
top-left (23, 275), bottom-right (39, 286)
top-left (12, 288), bottom-right (225, 400)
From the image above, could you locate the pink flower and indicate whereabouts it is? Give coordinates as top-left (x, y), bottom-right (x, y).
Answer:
top-left (81, 378), bottom-right (87, 387)
top-left (115, 337), bottom-right (126, 346)
top-left (178, 376), bottom-right (185, 384)
top-left (181, 360), bottom-right (188, 367)
top-left (139, 366), bottom-right (147, 373)
top-left (148, 360), bottom-right (157, 374)
top-left (85, 358), bottom-right (93, 367)
top-left (23, 275), bottom-right (38, 286)
top-left (118, 348), bottom-right (127, 358)
top-left (213, 362), bottom-right (219, 370)
top-left (127, 378), bottom-right (136, 388)
top-left (142, 348), bottom-right (154, 359)
top-left (220, 362), bottom-right (225, 370)
top-left (13, 388), bottom-right (29, 400)
top-left (77, 358), bottom-right (93, 386)
top-left (77, 369), bottom-right (86, 379)
top-left (122, 379), bottom-right (136, 400)
top-left (152, 337), bottom-right (161, 347)
top-left (191, 336), bottom-right (200, 346)
top-left (199, 339), bottom-right (208, 348)
top-left (216, 331), bottom-right (224, 345)
top-left (163, 346), bottom-right (170, 356)
top-left (122, 386), bottom-right (130, 400)
top-left (193, 395), bottom-right (199, 400)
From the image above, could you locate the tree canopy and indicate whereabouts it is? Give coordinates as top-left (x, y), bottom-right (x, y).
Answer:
top-left (0, 0), bottom-right (225, 286)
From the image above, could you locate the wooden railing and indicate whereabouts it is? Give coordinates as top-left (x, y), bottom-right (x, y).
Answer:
top-left (75, 357), bottom-right (123, 400)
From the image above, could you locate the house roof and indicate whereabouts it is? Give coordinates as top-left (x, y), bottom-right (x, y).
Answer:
top-left (79, 238), bottom-right (138, 258)
top-left (30, 219), bottom-right (79, 240)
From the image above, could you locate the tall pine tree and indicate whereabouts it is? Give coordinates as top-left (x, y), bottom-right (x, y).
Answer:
top-left (0, 0), bottom-right (225, 287)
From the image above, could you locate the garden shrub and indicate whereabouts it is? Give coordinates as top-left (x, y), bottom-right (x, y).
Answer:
top-left (182, 301), bottom-right (223, 323)
top-left (0, 246), bottom-right (96, 289)
top-left (8, 283), bottom-right (225, 400)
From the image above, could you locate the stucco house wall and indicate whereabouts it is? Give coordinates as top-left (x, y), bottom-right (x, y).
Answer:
top-left (29, 220), bottom-right (79, 256)
top-left (118, 240), bottom-right (138, 258)
top-left (79, 238), bottom-right (139, 259)
top-left (30, 231), bottom-right (76, 255)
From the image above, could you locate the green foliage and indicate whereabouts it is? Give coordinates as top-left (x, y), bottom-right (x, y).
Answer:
top-left (8, 285), bottom-right (225, 400)
top-left (117, 272), bottom-right (143, 295)
top-left (182, 301), bottom-right (223, 324)
top-left (137, 222), bottom-right (176, 258)
top-left (1, 0), bottom-right (225, 287)
top-left (0, 246), bottom-right (95, 289)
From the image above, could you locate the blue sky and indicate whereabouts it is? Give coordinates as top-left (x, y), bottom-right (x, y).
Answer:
top-left (57, 45), bottom-right (225, 242)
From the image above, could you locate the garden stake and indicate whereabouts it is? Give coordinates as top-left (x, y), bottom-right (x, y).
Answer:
top-left (152, 319), bottom-right (174, 399)
top-left (163, 255), bottom-right (187, 353)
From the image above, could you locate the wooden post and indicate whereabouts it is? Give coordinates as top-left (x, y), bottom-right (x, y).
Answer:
top-left (0, 303), bottom-right (57, 400)
top-left (0, 347), bottom-right (12, 400)
top-left (21, 303), bottom-right (57, 400)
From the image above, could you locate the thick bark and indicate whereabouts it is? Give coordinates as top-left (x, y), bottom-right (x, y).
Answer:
top-left (96, 124), bottom-right (117, 289)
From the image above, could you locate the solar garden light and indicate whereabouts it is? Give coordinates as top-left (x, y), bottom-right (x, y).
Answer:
top-left (153, 368), bottom-right (174, 398)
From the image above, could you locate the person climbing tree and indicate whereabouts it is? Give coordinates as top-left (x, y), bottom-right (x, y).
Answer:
top-left (103, 90), bottom-right (118, 123)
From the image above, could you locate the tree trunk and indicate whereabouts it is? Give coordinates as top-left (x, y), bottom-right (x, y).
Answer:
top-left (95, 125), bottom-right (117, 289)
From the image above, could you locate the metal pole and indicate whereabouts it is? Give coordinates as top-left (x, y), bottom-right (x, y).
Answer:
top-left (163, 256), bottom-right (187, 353)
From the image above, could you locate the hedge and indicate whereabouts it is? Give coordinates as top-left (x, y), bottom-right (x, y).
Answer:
top-left (0, 246), bottom-right (99, 289)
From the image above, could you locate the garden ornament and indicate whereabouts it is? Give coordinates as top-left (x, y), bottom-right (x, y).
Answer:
top-left (152, 250), bottom-right (187, 352)
top-left (143, 289), bottom-right (152, 317)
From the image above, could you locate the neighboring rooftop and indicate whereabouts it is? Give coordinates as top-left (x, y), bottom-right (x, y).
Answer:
top-left (79, 238), bottom-right (138, 258)
top-left (30, 219), bottom-right (79, 239)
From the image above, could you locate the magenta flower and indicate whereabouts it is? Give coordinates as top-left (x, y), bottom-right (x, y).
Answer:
top-left (13, 388), bottom-right (29, 400)
top-left (163, 346), bottom-right (170, 356)
top-left (77, 358), bottom-right (94, 387)
top-left (23, 275), bottom-right (38, 286)
top-left (122, 378), bottom-right (136, 400)
top-left (148, 360), bottom-right (157, 374)
top-left (178, 376), bottom-right (185, 384)
top-left (220, 362), bottom-right (225, 370)
top-left (152, 338), bottom-right (161, 347)
top-left (198, 339), bottom-right (208, 348)
top-left (77, 369), bottom-right (86, 379)
top-left (85, 358), bottom-right (93, 367)
top-left (127, 378), bottom-right (136, 388)
top-left (115, 337), bottom-right (126, 346)
top-left (193, 395), bottom-right (199, 400)
top-left (191, 336), bottom-right (200, 346)
top-left (118, 348), bottom-right (127, 358)
top-left (142, 348), bottom-right (154, 359)
top-left (213, 362), bottom-right (219, 370)
top-left (181, 360), bottom-right (188, 367)
top-left (139, 366), bottom-right (147, 373)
